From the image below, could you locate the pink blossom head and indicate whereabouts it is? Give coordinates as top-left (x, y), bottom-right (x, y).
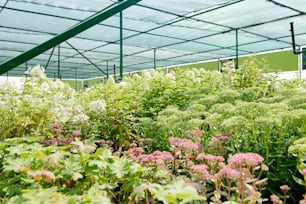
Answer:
top-left (190, 164), bottom-right (212, 181)
top-left (41, 170), bottom-right (56, 182)
top-left (138, 138), bottom-right (153, 143)
top-left (217, 167), bottom-right (241, 180)
top-left (191, 164), bottom-right (209, 172)
top-left (191, 130), bottom-right (203, 136)
top-left (168, 137), bottom-right (198, 151)
top-left (228, 152), bottom-right (264, 167)
top-left (196, 153), bottom-right (224, 163)
top-left (52, 124), bottom-right (62, 134)
top-left (280, 184), bottom-right (291, 192)
top-left (72, 130), bottom-right (81, 136)
top-left (270, 195), bottom-right (282, 204)
top-left (126, 147), bottom-right (144, 157)
top-left (129, 143), bottom-right (137, 148)
top-left (301, 168), bottom-right (306, 176)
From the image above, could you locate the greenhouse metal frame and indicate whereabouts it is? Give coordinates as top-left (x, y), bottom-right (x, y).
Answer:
top-left (0, 0), bottom-right (306, 80)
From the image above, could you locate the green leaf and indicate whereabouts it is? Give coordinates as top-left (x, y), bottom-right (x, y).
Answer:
top-left (292, 175), bottom-right (305, 186)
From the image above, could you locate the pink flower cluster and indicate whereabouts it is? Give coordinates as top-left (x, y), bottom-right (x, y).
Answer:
top-left (21, 168), bottom-right (55, 183)
top-left (216, 167), bottom-right (241, 179)
top-left (95, 139), bottom-right (114, 147)
top-left (169, 137), bottom-right (199, 159)
top-left (125, 147), bottom-right (144, 159)
top-left (228, 152), bottom-right (264, 167)
top-left (168, 137), bottom-right (199, 150)
top-left (52, 124), bottom-right (62, 135)
top-left (125, 145), bottom-right (173, 168)
top-left (40, 133), bottom-right (76, 146)
top-left (302, 168), bottom-right (306, 176)
top-left (280, 184), bottom-right (291, 192)
top-left (209, 133), bottom-right (231, 147)
top-left (185, 130), bottom-right (203, 143)
top-left (137, 151), bottom-right (174, 167)
top-left (72, 130), bottom-right (81, 136)
top-left (196, 153), bottom-right (225, 163)
top-left (138, 138), bottom-right (153, 143)
top-left (185, 130), bottom-right (203, 136)
top-left (270, 195), bottom-right (282, 204)
top-left (191, 164), bottom-right (212, 181)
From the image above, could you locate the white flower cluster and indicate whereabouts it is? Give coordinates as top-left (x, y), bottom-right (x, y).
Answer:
top-left (88, 100), bottom-right (107, 114)
top-left (70, 105), bottom-right (89, 124)
top-left (25, 65), bottom-right (47, 78)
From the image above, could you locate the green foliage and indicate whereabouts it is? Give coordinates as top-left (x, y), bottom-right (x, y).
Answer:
top-left (1, 58), bottom-right (306, 203)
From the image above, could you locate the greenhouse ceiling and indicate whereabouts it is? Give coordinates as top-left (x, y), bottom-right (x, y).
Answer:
top-left (0, 0), bottom-right (306, 79)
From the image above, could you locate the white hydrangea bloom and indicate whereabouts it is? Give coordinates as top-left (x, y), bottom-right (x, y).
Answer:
top-left (165, 73), bottom-right (176, 81)
top-left (40, 81), bottom-right (50, 93)
top-left (88, 100), bottom-right (107, 113)
top-left (119, 81), bottom-right (127, 86)
top-left (142, 70), bottom-right (152, 79)
top-left (71, 113), bottom-right (89, 124)
top-left (55, 79), bottom-right (65, 89)
top-left (26, 65), bottom-right (47, 78)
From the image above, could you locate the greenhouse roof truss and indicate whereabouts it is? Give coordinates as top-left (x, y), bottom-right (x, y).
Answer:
top-left (0, 0), bottom-right (306, 79)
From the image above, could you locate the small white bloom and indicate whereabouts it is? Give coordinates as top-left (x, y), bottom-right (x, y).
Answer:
top-left (26, 65), bottom-right (47, 78)
top-left (71, 113), bottom-right (89, 124)
top-left (88, 100), bottom-right (107, 113)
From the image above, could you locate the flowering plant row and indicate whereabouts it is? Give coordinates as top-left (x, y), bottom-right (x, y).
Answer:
top-left (0, 59), bottom-right (306, 203)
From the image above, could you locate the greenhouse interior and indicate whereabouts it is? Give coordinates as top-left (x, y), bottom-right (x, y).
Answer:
top-left (1, 0), bottom-right (306, 203)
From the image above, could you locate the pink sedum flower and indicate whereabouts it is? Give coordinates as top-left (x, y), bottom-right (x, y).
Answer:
top-left (301, 168), bottom-right (306, 176)
top-left (228, 152), bottom-right (264, 167)
top-left (217, 167), bottom-right (241, 179)
top-left (191, 164), bottom-right (209, 172)
top-left (270, 195), bottom-right (282, 204)
top-left (72, 130), bottom-right (81, 136)
top-left (196, 153), bottom-right (224, 162)
top-left (280, 184), bottom-right (291, 192)
top-left (125, 147), bottom-right (144, 157)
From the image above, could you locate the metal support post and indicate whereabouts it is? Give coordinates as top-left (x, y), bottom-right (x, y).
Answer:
top-left (45, 46), bottom-right (56, 69)
top-left (235, 29), bottom-right (239, 70)
top-left (119, 0), bottom-right (123, 80)
top-left (75, 67), bottom-right (78, 91)
top-left (114, 64), bottom-right (116, 81)
top-left (58, 44), bottom-right (60, 79)
top-left (154, 48), bottom-right (156, 70)
top-left (298, 48), bottom-right (302, 79)
top-left (106, 60), bottom-right (109, 78)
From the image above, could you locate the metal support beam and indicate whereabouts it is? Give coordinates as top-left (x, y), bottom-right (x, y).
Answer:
top-left (113, 64), bottom-right (116, 80)
top-left (58, 44), bottom-right (60, 78)
top-left (0, 0), bottom-right (142, 75)
top-left (25, 61), bottom-right (28, 79)
top-left (235, 29), bottom-right (239, 70)
top-left (45, 46), bottom-right (56, 69)
top-left (153, 48), bottom-right (156, 69)
top-left (119, 0), bottom-right (124, 80)
top-left (75, 67), bottom-right (78, 91)
top-left (106, 60), bottom-right (109, 78)
top-left (65, 41), bottom-right (106, 75)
